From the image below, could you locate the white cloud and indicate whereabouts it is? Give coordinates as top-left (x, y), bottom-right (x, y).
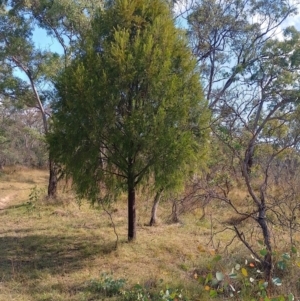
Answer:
top-left (172, 0), bottom-right (193, 19)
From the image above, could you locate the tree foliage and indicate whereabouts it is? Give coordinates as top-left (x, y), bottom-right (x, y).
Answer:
top-left (49, 0), bottom-right (209, 240)
top-left (187, 0), bottom-right (297, 109)
top-left (0, 0), bottom-right (104, 196)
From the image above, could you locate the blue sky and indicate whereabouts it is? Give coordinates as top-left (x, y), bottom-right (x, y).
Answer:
top-left (24, 2), bottom-right (300, 83)
top-left (31, 1), bottom-right (300, 53)
top-left (32, 27), bottom-right (63, 54)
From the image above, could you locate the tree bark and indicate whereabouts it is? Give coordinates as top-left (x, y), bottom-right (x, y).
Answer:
top-left (257, 205), bottom-right (273, 282)
top-left (171, 200), bottom-right (180, 223)
top-left (10, 55), bottom-right (58, 198)
top-left (245, 147), bottom-right (254, 174)
top-left (149, 189), bottom-right (163, 226)
top-left (48, 157), bottom-right (57, 198)
top-left (128, 179), bottom-right (136, 241)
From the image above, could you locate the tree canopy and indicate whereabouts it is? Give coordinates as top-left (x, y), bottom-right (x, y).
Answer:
top-left (48, 0), bottom-right (210, 241)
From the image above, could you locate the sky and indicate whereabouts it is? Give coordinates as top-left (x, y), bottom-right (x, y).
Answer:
top-left (173, 0), bottom-right (300, 40)
top-left (32, 27), bottom-right (64, 54)
top-left (28, 1), bottom-right (300, 62)
top-left (31, 0), bottom-right (300, 54)
top-left (17, 0), bottom-right (299, 90)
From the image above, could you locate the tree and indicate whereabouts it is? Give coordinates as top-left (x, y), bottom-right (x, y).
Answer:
top-left (186, 0), bottom-right (300, 281)
top-left (0, 1), bottom-right (62, 196)
top-left (0, 0), bottom-right (103, 196)
top-left (25, 0), bottom-right (104, 65)
top-left (48, 0), bottom-right (209, 241)
top-left (187, 0), bottom-right (296, 109)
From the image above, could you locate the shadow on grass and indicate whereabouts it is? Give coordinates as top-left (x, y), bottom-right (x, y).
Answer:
top-left (0, 233), bottom-right (116, 281)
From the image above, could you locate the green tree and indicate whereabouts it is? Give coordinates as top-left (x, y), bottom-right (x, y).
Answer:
top-left (0, 0), bottom-right (103, 196)
top-left (49, 0), bottom-right (209, 241)
top-left (0, 1), bottom-right (62, 196)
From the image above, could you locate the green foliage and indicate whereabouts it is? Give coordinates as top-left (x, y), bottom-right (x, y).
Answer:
top-left (85, 274), bottom-right (189, 300)
top-left (121, 284), bottom-right (151, 301)
top-left (198, 250), bottom-right (298, 301)
top-left (121, 284), bottom-right (189, 301)
top-left (28, 185), bottom-right (45, 204)
top-left (87, 273), bottom-right (126, 297)
top-left (159, 287), bottom-right (187, 300)
top-left (49, 0), bottom-right (209, 215)
top-left (26, 185), bottom-right (45, 215)
top-left (0, 2), bottom-right (62, 107)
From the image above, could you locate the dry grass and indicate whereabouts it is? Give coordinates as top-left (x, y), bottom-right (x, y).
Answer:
top-left (0, 167), bottom-right (299, 300)
top-left (0, 168), bottom-right (211, 300)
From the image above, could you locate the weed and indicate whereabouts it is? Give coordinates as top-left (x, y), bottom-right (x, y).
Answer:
top-left (159, 287), bottom-right (188, 300)
top-left (28, 185), bottom-right (45, 203)
top-left (25, 185), bottom-right (45, 215)
top-left (198, 249), bottom-right (298, 301)
top-left (121, 284), bottom-right (152, 301)
top-left (86, 273), bottom-right (126, 297)
top-left (121, 284), bottom-right (189, 301)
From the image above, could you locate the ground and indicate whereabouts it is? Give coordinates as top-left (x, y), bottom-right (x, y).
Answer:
top-left (0, 167), bottom-right (299, 301)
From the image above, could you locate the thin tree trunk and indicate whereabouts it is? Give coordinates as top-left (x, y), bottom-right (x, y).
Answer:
top-left (128, 179), bottom-right (136, 241)
top-left (171, 200), bottom-right (180, 223)
top-left (10, 55), bottom-right (58, 198)
top-left (242, 146), bottom-right (273, 281)
top-left (149, 189), bottom-right (163, 226)
top-left (48, 157), bottom-right (57, 198)
top-left (257, 205), bottom-right (273, 282)
top-left (245, 146), bottom-right (254, 174)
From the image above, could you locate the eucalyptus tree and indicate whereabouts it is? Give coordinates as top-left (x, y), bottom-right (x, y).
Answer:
top-left (216, 28), bottom-right (300, 280)
top-left (187, 0), bottom-right (300, 281)
top-left (168, 0), bottom-right (298, 223)
top-left (187, 0), bottom-right (297, 110)
top-left (48, 0), bottom-right (209, 241)
top-left (0, 0), bottom-right (103, 196)
top-left (0, 2), bottom-right (61, 195)
top-left (23, 0), bottom-right (103, 64)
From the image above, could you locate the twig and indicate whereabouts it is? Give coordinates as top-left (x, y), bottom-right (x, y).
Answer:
top-left (223, 233), bottom-right (238, 256)
top-left (207, 213), bottom-right (221, 251)
top-left (101, 203), bottom-right (119, 249)
top-left (234, 225), bottom-right (261, 261)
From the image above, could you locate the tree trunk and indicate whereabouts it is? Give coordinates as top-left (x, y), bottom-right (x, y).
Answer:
top-left (245, 144), bottom-right (255, 175)
top-left (257, 205), bottom-right (273, 282)
top-left (10, 56), bottom-right (58, 199)
top-left (149, 189), bottom-right (163, 226)
top-left (48, 157), bottom-right (57, 198)
top-left (171, 200), bottom-right (180, 223)
top-left (128, 180), bottom-right (136, 241)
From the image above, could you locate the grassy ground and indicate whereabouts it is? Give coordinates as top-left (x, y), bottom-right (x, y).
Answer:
top-left (0, 167), bottom-right (299, 301)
